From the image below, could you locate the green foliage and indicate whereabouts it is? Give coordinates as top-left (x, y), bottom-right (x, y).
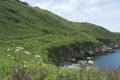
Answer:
top-left (1, 48), bottom-right (120, 80)
top-left (0, 0), bottom-right (120, 79)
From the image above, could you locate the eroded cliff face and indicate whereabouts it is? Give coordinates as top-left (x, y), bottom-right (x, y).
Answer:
top-left (48, 41), bottom-right (120, 66)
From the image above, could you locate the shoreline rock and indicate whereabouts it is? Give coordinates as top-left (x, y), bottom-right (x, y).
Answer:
top-left (66, 43), bottom-right (120, 64)
top-left (49, 41), bottom-right (120, 65)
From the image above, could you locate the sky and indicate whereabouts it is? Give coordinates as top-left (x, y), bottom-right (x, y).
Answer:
top-left (20, 0), bottom-right (120, 32)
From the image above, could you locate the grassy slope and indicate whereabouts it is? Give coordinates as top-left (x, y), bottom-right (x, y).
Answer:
top-left (0, 0), bottom-right (119, 63)
top-left (115, 32), bottom-right (120, 38)
top-left (0, 0), bottom-right (120, 79)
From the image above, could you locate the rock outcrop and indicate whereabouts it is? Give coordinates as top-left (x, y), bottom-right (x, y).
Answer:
top-left (49, 42), bottom-right (120, 65)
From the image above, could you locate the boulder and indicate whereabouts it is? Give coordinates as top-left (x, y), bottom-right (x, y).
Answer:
top-left (70, 58), bottom-right (77, 63)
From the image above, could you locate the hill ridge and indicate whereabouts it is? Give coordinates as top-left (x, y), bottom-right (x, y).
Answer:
top-left (0, 0), bottom-right (119, 64)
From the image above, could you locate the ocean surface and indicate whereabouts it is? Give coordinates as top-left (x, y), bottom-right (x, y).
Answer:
top-left (93, 49), bottom-right (120, 69)
top-left (60, 49), bottom-right (120, 70)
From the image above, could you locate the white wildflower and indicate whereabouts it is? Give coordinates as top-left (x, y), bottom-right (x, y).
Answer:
top-left (17, 47), bottom-right (24, 50)
top-left (37, 62), bottom-right (40, 64)
top-left (23, 65), bottom-right (26, 68)
top-left (34, 55), bottom-right (41, 58)
top-left (11, 57), bottom-right (14, 59)
top-left (7, 48), bottom-right (11, 52)
top-left (7, 55), bottom-right (10, 57)
top-left (15, 48), bottom-right (20, 53)
top-left (24, 51), bottom-right (31, 55)
top-left (14, 47), bottom-right (24, 53)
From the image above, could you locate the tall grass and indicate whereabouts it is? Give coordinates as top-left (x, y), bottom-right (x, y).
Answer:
top-left (0, 47), bottom-right (120, 80)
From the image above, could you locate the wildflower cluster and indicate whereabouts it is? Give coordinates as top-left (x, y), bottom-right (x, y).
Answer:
top-left (5, 47), bottom-right (46, 80)
top-left (6, 47), bottom-right (31, 80)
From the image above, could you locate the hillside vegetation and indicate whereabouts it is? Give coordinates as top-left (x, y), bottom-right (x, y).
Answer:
top-left (0, 0), bottom-right (120, 79)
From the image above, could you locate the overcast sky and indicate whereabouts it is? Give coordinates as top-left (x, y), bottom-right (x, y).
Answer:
top-left (20, 0), bottom-right (120, 32)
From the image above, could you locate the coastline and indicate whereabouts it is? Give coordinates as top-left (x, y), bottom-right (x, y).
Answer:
top-left (49, 41), bottom-right (120, 66)
top-left (67, 42), bottom-right (120, 64)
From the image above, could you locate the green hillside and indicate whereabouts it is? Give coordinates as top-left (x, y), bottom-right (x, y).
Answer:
top-left (0, 0), bottom-right (119, 62)
top-left (0, 0), bottom-right (117, 38)
top-left (0, 0), bottom-right (120, 79)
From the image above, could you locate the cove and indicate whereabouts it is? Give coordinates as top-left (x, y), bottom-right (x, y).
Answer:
top-left (93, 49), bottom-right (120, 69)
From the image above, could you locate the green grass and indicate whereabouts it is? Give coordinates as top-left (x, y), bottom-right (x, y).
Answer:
top-left (0, 0), bottom-right (120, 79)
top-left (1, 47), bottom-right (120, 80)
